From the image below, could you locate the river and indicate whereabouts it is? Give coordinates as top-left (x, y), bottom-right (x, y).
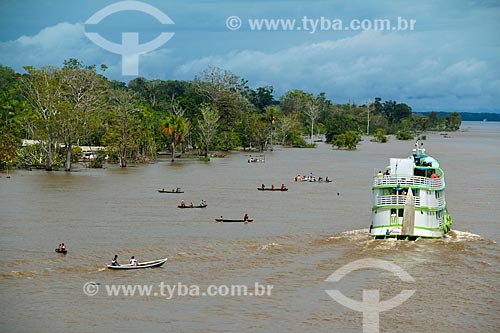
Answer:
top-left (0, 121), bottom-right (498, 332)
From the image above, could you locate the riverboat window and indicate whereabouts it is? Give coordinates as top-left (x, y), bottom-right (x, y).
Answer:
top-left (398, 209), bottom-right (404, 217)
top-left (414, 168), bottom-right (426, 177)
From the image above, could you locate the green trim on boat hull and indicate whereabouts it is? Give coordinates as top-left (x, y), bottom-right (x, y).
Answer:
top-left (372, 235), bottom-right (442, 240)
top-left (371, 224), bottom-right (443, 231)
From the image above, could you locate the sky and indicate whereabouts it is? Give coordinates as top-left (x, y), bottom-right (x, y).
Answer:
top-left (0, 0), bottom-right (499, 112)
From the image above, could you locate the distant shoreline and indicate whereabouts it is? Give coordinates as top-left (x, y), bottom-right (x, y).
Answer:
top-left (416, 112), bottom-right (500, 122)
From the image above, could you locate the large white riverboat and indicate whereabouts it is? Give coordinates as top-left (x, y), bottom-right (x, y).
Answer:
top-left (370, 141), bottom-right (452, 239)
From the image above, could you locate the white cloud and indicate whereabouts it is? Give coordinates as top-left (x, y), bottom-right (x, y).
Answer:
top-left (0, 22), bottom-right (117, 73)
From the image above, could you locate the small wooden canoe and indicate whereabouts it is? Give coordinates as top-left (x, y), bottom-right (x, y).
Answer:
top-left (159, 190), bottom-right (184, 193)
top-left (55, 248), bottom-right (67, 254)
top-left (107, 258), bottom-right (168, 270)
top-left (178, 205), bottom-right (207, 208)
top-left (257, 188), bottom-right (288, 191)
top-left (216, 218), bottom-right (253, 223)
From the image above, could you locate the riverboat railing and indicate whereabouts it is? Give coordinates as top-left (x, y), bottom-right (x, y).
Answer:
top-left (373, 176), bottom-right (443, 189)
top-left (376, 195), bottom-right (421, 207)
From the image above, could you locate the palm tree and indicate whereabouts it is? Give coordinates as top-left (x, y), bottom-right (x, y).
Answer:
top-left (161, 114), bottom-right (189, 162)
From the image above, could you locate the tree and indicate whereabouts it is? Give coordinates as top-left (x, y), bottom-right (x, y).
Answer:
top-left (197, 104), bottom-right (220, 157)
top-left (0, 65), bottom-right (24, 168)
top-left (244, 86), bottom-right (276, 112)
top-left (194, 66), bottom-right (242, 103)
top-left (280, 89), bottom-right (310, 116)
top-left (332, 131), bottom-right (361, 150)
top-left (103, 89), bottom-right (140, 167)
top-left (305, 97), bottom-right (320, 143)
top-left (373, 128), bottom-right (388, 143)
top-left (446, 112), bottom-right (461, 131)
top-left (248, 113), bottom-right (270, 151)
top-left (276, 113), bottom-right (301, 145)
top-left (325, 112), bottom-right (360, 143)
top-left (161, 114), bottom-right (189, 162)
top-left (22, 66), bottom-right (64, 171)
top-left (59, 59), bottom-right (107, 171)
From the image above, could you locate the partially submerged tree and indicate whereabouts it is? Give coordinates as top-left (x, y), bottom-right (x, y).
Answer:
top-left (161, 114), bottom-right (189, 162)
top-left (59, 59), bottom-right (107, 171)
top-left (103, 89), bottom-right (140, 167)
top-left (197, 104), bottom-right (219, 157)
top-left (22, 66), bottom-right (64, 171)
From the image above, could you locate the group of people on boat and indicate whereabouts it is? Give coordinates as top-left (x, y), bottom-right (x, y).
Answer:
top-left (295, 174), bottom-right (331, 182)
top-left (160, 187), bottom-right (181, 192)
top-left (248, 155), bottom-right (265, 163)
top-left (111, 254), bottom-right (138, 266)
top-left (179, 199), bottom-right (207, 207)
top-left (57, 243), bottom-right (66, 252)
top-left (218, 213), bottom-right (250, 223)
top-left (261, 184), bottom-right (287, 190)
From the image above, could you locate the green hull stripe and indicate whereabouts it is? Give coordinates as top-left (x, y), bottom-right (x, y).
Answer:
top-left (371, 224), bottom-right (442, 231)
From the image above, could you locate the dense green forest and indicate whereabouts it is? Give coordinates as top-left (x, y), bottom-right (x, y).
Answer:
top-left (0, 60), bottom-right (462, 170)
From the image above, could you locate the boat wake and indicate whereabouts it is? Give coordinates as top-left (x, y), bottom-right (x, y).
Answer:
top-left (443, 230), bottom-right (485, 242)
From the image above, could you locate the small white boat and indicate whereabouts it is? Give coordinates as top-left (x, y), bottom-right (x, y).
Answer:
top-left (107, 258), bottom-right (168, 270)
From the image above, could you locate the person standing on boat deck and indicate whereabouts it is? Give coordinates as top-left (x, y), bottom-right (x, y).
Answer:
top-left (129, 256), bottom-right (137, 266)
top-left (112, 255), bottom-right (120, 266)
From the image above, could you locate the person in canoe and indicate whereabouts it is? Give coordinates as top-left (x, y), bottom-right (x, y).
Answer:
top-left (271, 184), bottom-right (274, 189)
top-left (60, 243), bottom-right (66, 251)
top-left (180, 200), bottom-right (185, 207)
top-left (200, 199), bottom-right (207, 207)
top-left (189, 202), bottom-right (194, 208)
top-left (261, 184), bottom-right (265, 189)
top-left (326, 176), bottom-right (330, 182)
top-left (111, 255), bottom-right (120, 266)
top-left (243, 213), bottom-right (249, 222)
top-left (129, 256), bottom-right (137, 266)
top-left (176, 187), bottom-right (181, 193)
top-left (219, 215), bottom-right (224, 222)
top-left (280, 184), bottom-right (285, 190)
